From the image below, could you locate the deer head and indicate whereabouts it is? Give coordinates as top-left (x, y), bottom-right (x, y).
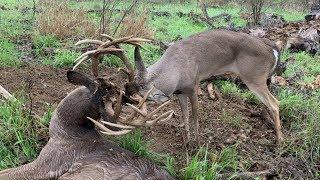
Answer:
top-left (49, 70), bottom-right (115, 139)
top-left (129, 46), bottom-right (169, 103)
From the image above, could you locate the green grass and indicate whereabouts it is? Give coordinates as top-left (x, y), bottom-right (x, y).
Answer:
top-left (43, 49), bottom-right (81, 67)
top-left (32, 34), bottom-right (61, 57)
top-left (283, 52), bottom-right (320, 81)
top-left (0, 0), bottom-right (35, 68)
top-left (114, 131), bottom-right (245, 179)
top-left (278, 88), bottom-right (320, 163)
top-left (151, 15), bottom-right (206, 41)
top-left (114, 130), bottom-right (152, 157)
top-left (0, 38), bottom-right (20, 67)
top-left (215, 80), bottom-right (260, 105)
top-left (276, 52), bottom-right (320, 177)
top-left (0, 2), bottom-right (34, 38)
top-left (0, 96), bottom-right (49, 169)
top-left (112, 130), bottom-right (174, 175)
top-left (181, 145), bottom-right (241, 180)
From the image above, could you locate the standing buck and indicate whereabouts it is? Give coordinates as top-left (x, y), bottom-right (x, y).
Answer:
top-left (71, 31), bottom-right (283, 145)
top-left (131, 29), bottom-right (283, 144)
top-left (0, 70), bottom-right (174, 180)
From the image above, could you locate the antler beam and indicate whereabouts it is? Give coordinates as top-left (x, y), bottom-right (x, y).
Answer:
top-left (74, 35), bottom-right (151, 79)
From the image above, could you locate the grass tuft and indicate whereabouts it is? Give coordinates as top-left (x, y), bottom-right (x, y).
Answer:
top-left (44, 49), bottom-right (81, 68)
top-left (0, 96), bottom-right (49, 170)
top-left (181, 145), bottom-right (240, 179)
top-left (0, 38), bottom-right (20, 67)
top-left (32, 34), bottom-right (60, 57)
top-left (215, 80), bottom-right (260, 105)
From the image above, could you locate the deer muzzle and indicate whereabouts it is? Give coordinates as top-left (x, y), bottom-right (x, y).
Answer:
top-left (146, 87), bottom-right (169, 103)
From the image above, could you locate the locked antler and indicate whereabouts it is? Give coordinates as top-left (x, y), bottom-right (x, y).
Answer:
top-left (87, 87), bottom-right (174, 136)
top-left (73, 35), bottom-right (151, 80)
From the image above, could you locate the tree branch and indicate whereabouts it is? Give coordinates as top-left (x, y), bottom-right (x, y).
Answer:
top-left (0, 85), bottom-right (14, 100)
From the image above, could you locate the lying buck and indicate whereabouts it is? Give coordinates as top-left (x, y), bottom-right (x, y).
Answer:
top-left (72, 30), bottom-right (283, 144)
top-left (0, 70), bottom-right (174, 180)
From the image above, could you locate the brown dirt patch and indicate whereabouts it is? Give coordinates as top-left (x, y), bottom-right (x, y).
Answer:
top-left (0, 64), bottom-right (75, 116)
top-left (0, 65), bottom-right (310, 179)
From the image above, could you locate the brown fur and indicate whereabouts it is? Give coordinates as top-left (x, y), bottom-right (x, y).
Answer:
top-left (0, 71), bottom-right (173, 180)
top-left (132, 29), bottom-right (283, 144)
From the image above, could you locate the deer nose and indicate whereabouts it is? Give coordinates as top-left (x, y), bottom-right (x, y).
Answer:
top-left (151, 93), bottom-right (169, 103)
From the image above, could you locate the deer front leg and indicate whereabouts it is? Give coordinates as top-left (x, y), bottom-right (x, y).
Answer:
top-left (189, 91), bottom-right (200, 144)
top-left (177, 94), bottom-right (190, 143)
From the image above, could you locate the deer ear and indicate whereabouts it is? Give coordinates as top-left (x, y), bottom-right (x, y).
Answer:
top-left (134, 47), bottom-right (146, 73)
top-left (67, 70), bottom-right (96, 92)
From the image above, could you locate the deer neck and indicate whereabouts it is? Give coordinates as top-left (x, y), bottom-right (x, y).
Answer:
top-left (49, 87), bottom-right (101, 140)
top-left (145, 61), bottom-right (178, 96)
top-left (146, 66), bottom-right (161, 84)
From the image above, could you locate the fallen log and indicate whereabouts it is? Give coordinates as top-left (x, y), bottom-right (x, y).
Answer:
top-left (0, 85), bottom-right (14, 100)
top-left (217, 169), bottom-right (277, 179)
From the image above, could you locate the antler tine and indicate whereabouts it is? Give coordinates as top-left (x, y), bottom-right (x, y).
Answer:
top-left (125, 103), bottom-right (147, 117)
top-left (100, 34), bottom-right (151, 44)
top-left (124, 100), bottom-right (172, 126)
top-left (99, 34), bottom-right (151, 81)
top-left (99, 35), bottom-right (134, 49)
top-left (101, 34), bottom-right (114, 41)
top-left (138, 86), bottom-right (155, 107)
top-left (113, 90), bottom-right (124, 119)
top-left (87, 117), bottom-right (132, 136)
top-left (127, 37), bottom-right (152, 43)
top-left (74, 48), bottom-right (123, 63)
top-left (75, 39), bottom-right (104, 46)
top-left (119, 101), bottom-right (173, 127)
top-left (73, 48), bottom-right (123, 70)
top-left (87, 85), bottom-right (173, 135)
top-left (145, 100), bottom-right (171, 119)
top-left (101, 120), bottom-right (135, 129)
top-left (122, 87), bottom-right (155, 122)
top-left (145, 110), bottom-right (174, 126)
top-left (74, 34), bottom-right (151, 79)
top-left (74, 50), bottom-right (96, 62)
top-left (116, 85), bottom-right (173, 127)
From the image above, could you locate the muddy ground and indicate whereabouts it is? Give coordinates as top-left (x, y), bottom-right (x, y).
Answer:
top-left (0, 64), bottom-right (310, 179)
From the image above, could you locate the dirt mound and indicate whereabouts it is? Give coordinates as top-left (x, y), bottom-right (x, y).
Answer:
top-left (265, 20), bottom-right (320, 41)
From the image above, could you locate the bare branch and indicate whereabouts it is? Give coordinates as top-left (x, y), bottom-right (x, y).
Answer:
top-left (0, 85), bottom-right (14, 100)
top-left (112, 0), bottom-right (139, 36)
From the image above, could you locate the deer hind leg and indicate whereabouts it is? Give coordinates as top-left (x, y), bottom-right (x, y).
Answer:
top-left (177, 94), bottom-right (191, 143)
top-left (244, 82), bottom-right (283, 143)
